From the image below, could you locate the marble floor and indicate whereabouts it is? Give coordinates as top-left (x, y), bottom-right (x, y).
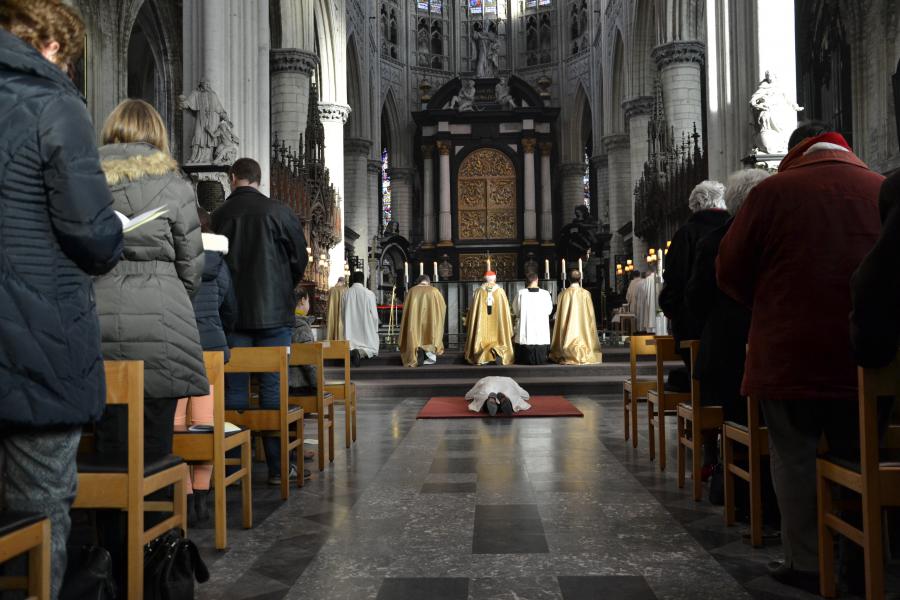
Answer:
top-left (189, 395), bottom-right (898, 600)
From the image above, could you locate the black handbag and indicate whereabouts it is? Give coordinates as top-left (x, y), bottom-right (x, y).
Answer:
top-left (143, 529), bottom-right (209, 600)
top-left (60, 545), bottom-right (116, 600)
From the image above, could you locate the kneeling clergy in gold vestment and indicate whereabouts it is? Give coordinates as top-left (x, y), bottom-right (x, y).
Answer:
top-left (325, 277), bottom-right (347, 340)
top-left (465, 270), bottom-right (515, 365)
top-left (550, 270), bottom-right (602, 364)
top-left (398, 275), bottom-right (447, 367)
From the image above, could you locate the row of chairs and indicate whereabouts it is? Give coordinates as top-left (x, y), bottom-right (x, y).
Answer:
top-left (0, 340), bottom-right (359, 599)
top-left (622, 334), bottom-right (899, 599)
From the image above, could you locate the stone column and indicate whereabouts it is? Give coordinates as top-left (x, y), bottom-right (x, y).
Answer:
top-left (623, 95), bottom-right (655, 271)
top-left (436, 140), bottom-right (453, 246)
top-left (602, 133), bottom-right (631, 282)
top-left (559, 162), bottom-right (586, 227)
top-left (589, 154), bottom-right (609, 226)
top-left (344, 138), bottom-right (372, 276)
top-left (367, 159), bottom-right (382, 241)
top-left (540, 142), bottom-right (553, 244)
top-left (388, 167), bottom-right (414, 240)
top-left (652, 41), bottom-right (706, 143)
top-left (319, 103), bottom-right (351, 285)
top-left (183, 0), bottom-right (270, 192)
top-left (270, 49), bottom-right (318, 151)
top-left (521, 137), bottom-right (538, 244)
top-left (421, 144), bottom-right (436, 247)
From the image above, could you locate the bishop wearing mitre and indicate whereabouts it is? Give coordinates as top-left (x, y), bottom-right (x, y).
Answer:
top-left (465, 270), bottom-right (515, 365)
top-left (550, 270), bottom-right (602, 364)
top-left (511, 272), bottom-right (553, 364)
top-left (398, 275), bottom-right (447, 367)
top-left (325, 276), bottom-right (347, 340)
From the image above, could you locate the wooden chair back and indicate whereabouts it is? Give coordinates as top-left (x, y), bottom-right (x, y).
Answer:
top-left (858, 354), bottom-right (900, 498)
top-left (289, 343), bottom-right (334, 471)
top-left (629, 334), bottom-right (656, 383)
top-left (653, 336), bottom-right (679, 390)
top-left (682, 340), bottom-right (701, 410)
top-left (225, 346), bottom-right (290, 414)
top-left (103, 360), bottom-right (145, 501)
top-left (289, 342), bottom-right (326, 391)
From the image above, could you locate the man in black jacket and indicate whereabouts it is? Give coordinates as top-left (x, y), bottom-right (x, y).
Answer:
top-left (213, 158), bottom-right (308, 485)
top-left (0, 2), bottom-right (123, 596)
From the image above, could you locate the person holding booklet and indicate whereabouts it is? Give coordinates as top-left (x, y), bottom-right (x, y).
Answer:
top-left (91, 98), bottom-right (209, 588)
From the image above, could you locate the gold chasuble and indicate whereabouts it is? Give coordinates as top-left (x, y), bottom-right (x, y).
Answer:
top-left (325, 284), bottom-right (347, 340)
top-left (464, 284), bottom-right (515, 365)
top-left (398, 284), bottom-right (447, 367)
top-left (550, 284), bottom-right (602, 365)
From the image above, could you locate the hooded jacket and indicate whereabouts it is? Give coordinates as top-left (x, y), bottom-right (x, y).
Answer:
top-left (192, 233), bottom-right (237, 361)
top-left (0, 29), bottom-right (123, 429)
top-left (93, 142), bottom-right (209, 399)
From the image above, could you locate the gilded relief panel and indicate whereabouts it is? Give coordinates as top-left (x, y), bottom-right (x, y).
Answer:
top-left (459, 253), bottom-right (518, 281)
top-left (457, 148), bottom-right (517, 240)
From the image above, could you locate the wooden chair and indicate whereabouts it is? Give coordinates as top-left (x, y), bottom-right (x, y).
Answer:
top-left (677, 340), bottom-right (724, 501)
top-left (173, 351), bottom-right (252, 549)
top-left (816, 354), bottom-right (900, 599)
top-left (323, 340), bottom-right (358, 448)
top-left (646, 336), bottom-right (691, 471)
top-left (288, 343), bottom-right (335, 472)
top-left (0, 513), bottom-right (49, 600)
top-left (74, 360), bottom-right (188, 600)
top-left (722, 396), bottom-right (769, 547)
top-left (225, 346), bottom-right (303, 500)
top-left (623, 335), bottom-right (657, 447)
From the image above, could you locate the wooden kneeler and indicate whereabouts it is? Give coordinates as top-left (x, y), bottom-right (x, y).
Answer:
top-left (323, 340), bottom-right (358, 448)
top-left (722, 396), bottom-right (769, 547)
top-left (646, 336), bottom-right (690, 471)
top-left (623, 334), bottom-right (656, 448)
top-left (74, 361), bottom-right (188, 600)
top-left (224, 347), bottom-right (303, 500)
top-left (0, 513), bottom-right (50, 600)
top-left (289, 343), bottom-right (334, 472)
top-left (676, 340), bottom-right (724, 501)
top-left (173, 351), bottom-right (252, 549)
top-left (816, 354), bottom-right (900, 599)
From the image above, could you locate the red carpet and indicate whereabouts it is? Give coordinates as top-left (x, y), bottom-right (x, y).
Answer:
top-left (417, 395), bottom-right (583, 419)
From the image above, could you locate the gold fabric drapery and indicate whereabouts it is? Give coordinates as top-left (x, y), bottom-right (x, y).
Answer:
top-left (324, 284), bottom-right (347, 340)
top-left (550, 284), bottom-right (602, 365)
top-left (398, 284), bottom-right (447, 368)
top-left (464, 284), bottom-right (515, 365)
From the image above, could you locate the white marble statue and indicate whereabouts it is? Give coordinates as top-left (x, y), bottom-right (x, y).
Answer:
top-left (472, 20), bottom-right (499, 79)
top-left (179, 81), bottom-right (235, 164)
top-left (449, 79), bottom-right (476, 112)
top-left (213, 118), bottom-right (240, 164)
top-left (750, 71), bottom-right (803, 154)
top-left (495, 77), bottom-right (517, 110)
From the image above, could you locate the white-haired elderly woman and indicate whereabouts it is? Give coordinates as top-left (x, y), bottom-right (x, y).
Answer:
top-left (658, 179), bottom-right (730, 376)
top-left (685, 169), bottom-right (771, 473)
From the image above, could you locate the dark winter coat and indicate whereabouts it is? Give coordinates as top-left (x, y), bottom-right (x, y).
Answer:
top-left (192, 233), bottom-right (237, 361)
top-left (94, 143), bottom-right (208, 399)
top-left (850, 170), bottom-right (900, 368)
top-left (212, 186), bottom-right (308, 330)
top-left (685, 221), bottom-right (750, 422)
top-left (0, 29), bottom-right (123, 429)
top-left (717, 149), bottom-right (882, 400)
top-left (659, 209), bottom-right (730, 350)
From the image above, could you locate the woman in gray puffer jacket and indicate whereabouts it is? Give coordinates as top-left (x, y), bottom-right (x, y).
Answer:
top-left (93, 99), bottom-right (208, 460)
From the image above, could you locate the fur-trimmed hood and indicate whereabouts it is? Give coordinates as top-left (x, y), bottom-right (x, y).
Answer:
top-left (99, 142), bottom-right (179, 186)
top-left (201, 232), bottom-right (229, 254)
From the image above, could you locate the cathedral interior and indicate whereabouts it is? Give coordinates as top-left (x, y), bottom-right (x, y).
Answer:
top-left (5, 0), bottom-right (900, 598)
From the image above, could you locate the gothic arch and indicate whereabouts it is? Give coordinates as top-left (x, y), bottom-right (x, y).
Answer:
top-left (565, 82), bottom-right (593, 161)
top-left (608, 29), bottom-right (627, 133)
top-left (380, 89), bottom-right (404, 165)
top-left (629, 0), bottom-right (659, 98)
top-left (345, 34), bottom-right (366, 139)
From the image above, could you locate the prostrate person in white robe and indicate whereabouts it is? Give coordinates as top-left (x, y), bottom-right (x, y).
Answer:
top-left (511, 272), bottom-right (553, 364)
top-left (465, 376), bottom-right (531, 416)
top-left (342, 271), bottom-right (379, 366)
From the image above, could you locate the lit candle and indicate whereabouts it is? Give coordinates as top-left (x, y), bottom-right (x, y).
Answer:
top-left (433, 261), bottom-right (439, 281)
top-left (561, 258), bottom-right (566, 280)
top-left (578, 258), bottom-right (583, 274)
top-left (487, 256), bottom-right (491, 271)
top-left (419, 261), bottom-right (424, 276)
top-left (544, 259), bottom-right (549, 279)
top-left (404, 261), bottom-right (409, 282)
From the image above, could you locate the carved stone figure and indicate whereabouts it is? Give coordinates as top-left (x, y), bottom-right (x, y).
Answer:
top-left (180, 81), bottom-right (234, 164)
top-left (558, 205), bottom-right (606, 261)
top-left (449, 79), bottom-right (476, 112)
top-left (750, 71), bottom-right (803, 154)
top-left (213, 118), bottom-right (240, 164)
top-left (495, 77), bottom-right (517, 110)
top-left (472, 20), bottom-right (499, 79)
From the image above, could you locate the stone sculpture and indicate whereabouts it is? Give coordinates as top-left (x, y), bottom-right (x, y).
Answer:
top-left (472, 20), bottom-right (499, 79)
top-left (179, 80), bottom-right (237, 164)
top-left (495, 77), bottom-right (517, 110)
top-left (750, 71), bottom-right (803, 154)
top-left (449, 79), bottom-right (476, 112)
top-left (558, 205), bottom-right (607, 261)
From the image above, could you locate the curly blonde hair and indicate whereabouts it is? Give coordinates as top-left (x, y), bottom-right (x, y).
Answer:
top-left (0, 0), bottom-right (85, 67)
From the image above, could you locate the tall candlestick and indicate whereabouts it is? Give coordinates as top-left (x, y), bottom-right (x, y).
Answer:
top-left (544, 259), bottom-right (549, 280)
top-left (487, 256), bottom-right (491, 271)
top-left (578, 258), bottom-right (583, 274)
top-left (419, 262), bottom-right (424, 276)
top-left (561, 258), bottom-right (566, 280)
top-left (404, 261), bottom-right (409, 283)
top-left (433, 261), bottom-right (439, 282)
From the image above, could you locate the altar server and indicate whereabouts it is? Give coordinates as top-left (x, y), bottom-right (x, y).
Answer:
top-left (398, 275), bottom-right (447, 367)
top-left (464, 270), bottom-right (515, 365)
top-left (550, 270), bottom-right (602, 364)
top-left (512, 272), bottom-right (553, 364)
top-left (325, 276), bottom-right (347, 340)
top-left (343, 271), bottom-right (379, 366)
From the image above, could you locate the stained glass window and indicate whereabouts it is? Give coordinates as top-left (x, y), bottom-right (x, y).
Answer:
top-left (460, 0), bottom-right (508, 73)
top-left (414, 0), bottom-right (449, 69)
top-left (381, 148), bottom-right (392, 227)
top-left (521, 0), bottom-right (553, 66)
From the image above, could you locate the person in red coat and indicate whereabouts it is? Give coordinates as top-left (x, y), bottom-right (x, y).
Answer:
top-left (716, 125), bottom-right (882, 593)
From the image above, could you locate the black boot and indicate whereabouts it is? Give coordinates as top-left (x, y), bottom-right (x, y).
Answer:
top-left (194, 490), bottom-right (210, 524)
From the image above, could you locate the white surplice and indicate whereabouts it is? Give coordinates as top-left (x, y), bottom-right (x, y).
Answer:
top-left (634, 275), bottom-right (657, 333)
top-left (511, 287), bottom-right (553, 345)
top-left (465, 376), bottom-right (531, 413)
top-left (342, 283), bottom-right (380, 357)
